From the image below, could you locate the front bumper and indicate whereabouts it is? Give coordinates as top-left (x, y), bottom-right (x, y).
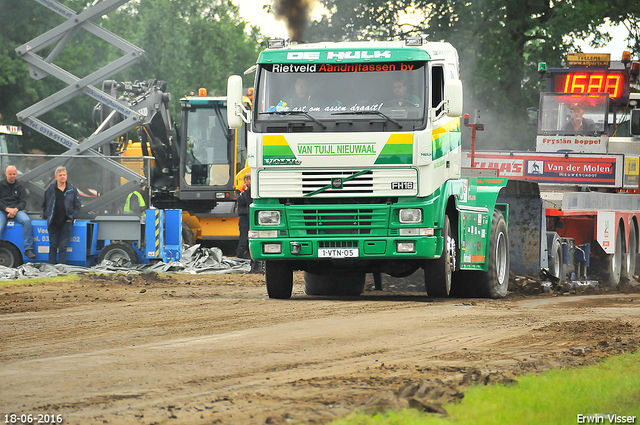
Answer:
top-left (249, 235), bottom-right (440, 261)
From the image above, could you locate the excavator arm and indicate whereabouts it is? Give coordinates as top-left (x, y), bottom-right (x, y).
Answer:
top-left (94, 79), bottom-right (181, 196)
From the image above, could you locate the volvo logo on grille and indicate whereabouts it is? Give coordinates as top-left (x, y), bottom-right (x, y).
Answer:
top-left (331, 178), bottom-right (343, 189)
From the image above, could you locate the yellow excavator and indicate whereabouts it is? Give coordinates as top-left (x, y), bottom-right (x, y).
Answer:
top-left (95, 80), bottom-right (251, 253)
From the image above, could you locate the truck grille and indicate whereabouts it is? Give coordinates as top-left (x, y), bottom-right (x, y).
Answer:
top-left (258, 168), bottom-right (417, 198)
top-left (302, 170), bottom-right (373, 195)
top-left (288, 206), bottom-right (388, 236)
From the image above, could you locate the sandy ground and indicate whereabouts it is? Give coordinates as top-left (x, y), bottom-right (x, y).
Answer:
top-left (1, 271), bottom-right (639, 425)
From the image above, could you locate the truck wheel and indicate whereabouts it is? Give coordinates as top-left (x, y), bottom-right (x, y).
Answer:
top-left (423, 215), bottom-right (455, 297)
top-left (304, 271), bottom-right (366, 296)
top-left (265, 261), bottom-right (293, 299)
top-left (603, 225), bottom-right (623, 287)
top-left (477, 209), bottom-right (509, 298)
top-left (98, 242), bottom-right (140, 265)
top-left (0, 241), bottom-right (24, 268)
top-left (622, 222), bottom-right (637, 282)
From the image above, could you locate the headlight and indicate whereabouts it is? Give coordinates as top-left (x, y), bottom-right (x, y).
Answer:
top-left (258, 210), bottom-right (281, 225)
top-left (396, 242), bottom-right (416, 253)
top-left (263, 243), bottom-right (282, 254)
top-left (399, 208), bottom-right (422, 224)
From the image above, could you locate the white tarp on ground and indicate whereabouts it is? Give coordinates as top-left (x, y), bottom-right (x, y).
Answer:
top-left (0, 245), bottom-right (251, 280)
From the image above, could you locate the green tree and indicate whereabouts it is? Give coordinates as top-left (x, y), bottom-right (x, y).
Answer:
top-left (0, 0), bottom-right (104, 153)
top-left (103, 0), bottom-right (265, 105)
top-left (0, 0), bottom-right (265, 154)
top-left (307, 0), bottom-right (639, 150)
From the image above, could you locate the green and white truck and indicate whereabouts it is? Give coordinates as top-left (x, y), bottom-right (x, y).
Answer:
top-left (227, 37), bottom-right (510, 299)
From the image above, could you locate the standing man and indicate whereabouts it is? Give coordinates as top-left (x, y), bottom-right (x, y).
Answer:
top-left (124, 185), bottom-right (148, 214)
top-left (0, 165), bottom-right (36, 259)
top-left (42, 166), bottom-right (81, 264)
top-left (236, 173), bottom-right (252, 260)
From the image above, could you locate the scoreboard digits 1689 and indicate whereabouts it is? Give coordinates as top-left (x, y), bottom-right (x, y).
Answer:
top-left (551, 69), bottom-right (629, 105)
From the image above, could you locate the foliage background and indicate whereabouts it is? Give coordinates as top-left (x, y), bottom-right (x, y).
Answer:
top-left (305, 0), bottom-right (639, 150)
top-left (1, 0), bottom-right (638, 154)
top-left (0, 0), bottom-right (265, 154)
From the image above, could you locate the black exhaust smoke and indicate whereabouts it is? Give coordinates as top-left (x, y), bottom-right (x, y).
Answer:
top-left (272, 0), bottom-right (317, 42)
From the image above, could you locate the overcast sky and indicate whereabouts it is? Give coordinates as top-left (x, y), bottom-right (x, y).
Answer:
top-left (235, 0), bottom-right (287, 38)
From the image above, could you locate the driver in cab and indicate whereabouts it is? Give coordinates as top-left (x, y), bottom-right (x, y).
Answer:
top-left (562, 103), bottom-right (598, 133)
top-left (266, 77), bottom-right (314, 113)
top-left (391, 80), bottom-right (420, 107)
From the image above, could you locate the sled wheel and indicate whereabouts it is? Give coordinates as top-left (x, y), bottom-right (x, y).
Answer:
top-left (603, 225), bottom-right (623, 287)
top-left (622, 221), bottom-right (637, 283)
top-left (547, 233), bottom-right (564, 283)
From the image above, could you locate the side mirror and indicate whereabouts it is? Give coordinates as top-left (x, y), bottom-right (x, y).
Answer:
top-left (527, 107), bottom-right (538, 127)
top-left (227, 75), bottom-right (245, 129)
top-left (631, 109), bottom-right (640, 137)
top-left (444, 79), bottom-right (463, 117)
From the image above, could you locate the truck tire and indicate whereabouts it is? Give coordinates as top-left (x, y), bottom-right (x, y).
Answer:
top-left (304, 271), bottom-right (366, 296)
top-left (423, 215), bottom-right (455, 297)
top-left (265, 261), bottom-right (293, 299)
top-left (97, 242), bottom-right (140, 265)
top-left (477, 209), bottom-right (509, 298)
top-left (622, 221), bottom-right (637, 283)
top-left (0, 241), bottom-right (24, 268)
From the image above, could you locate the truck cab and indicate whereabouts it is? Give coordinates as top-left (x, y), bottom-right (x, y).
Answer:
top-left (228, 37), bottom-right (510, 300)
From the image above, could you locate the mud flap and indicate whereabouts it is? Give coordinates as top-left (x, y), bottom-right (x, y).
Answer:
top-left (497, 180), bottom-right (547, 276)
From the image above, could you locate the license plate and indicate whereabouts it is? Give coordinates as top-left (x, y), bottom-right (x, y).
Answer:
top-left (318, 248), bottom-right (359, 258)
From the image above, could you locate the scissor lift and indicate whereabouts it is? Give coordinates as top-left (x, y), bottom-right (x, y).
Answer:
top-left (14, 0), bottom-right (178, 214)
top-left (0, 0), bottom-right (182, 267)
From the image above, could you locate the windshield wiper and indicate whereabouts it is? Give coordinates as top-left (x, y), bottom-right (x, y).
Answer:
top-left (260, 110), bottom-right (327, 129)
top-left (332, 111), bottom-right (403, 129)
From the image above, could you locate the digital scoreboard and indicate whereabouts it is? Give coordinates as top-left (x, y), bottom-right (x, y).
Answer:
top-left (550, 69), bottom-right (629, 105)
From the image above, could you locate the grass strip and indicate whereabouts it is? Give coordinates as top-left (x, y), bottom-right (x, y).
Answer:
top-left (330, 350), bottom-right (640, 425)
top-left (0, 273), bottom-right (81, 287)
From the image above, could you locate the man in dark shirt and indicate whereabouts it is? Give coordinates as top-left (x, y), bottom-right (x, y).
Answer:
top-left (0, 165), bottom-right (36, 259)
top-left (42, 166), bottom-right (81, 264)
top-left (563, 103), bottom-right (597, 132)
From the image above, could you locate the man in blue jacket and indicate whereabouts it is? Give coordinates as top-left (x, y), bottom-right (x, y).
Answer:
top-left (42, 166), bottom-right (81, 264)
top-left (0, 165), bottom-right (36, 259)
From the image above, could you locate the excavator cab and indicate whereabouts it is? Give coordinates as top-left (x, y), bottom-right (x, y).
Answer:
top-left (178, 93), bottom-right (248, 212)
top-left (184, 104), bottom-right (232, 187)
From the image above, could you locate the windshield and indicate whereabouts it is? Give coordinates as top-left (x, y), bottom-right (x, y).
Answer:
top-left (538, 93), bottom-right (608, 136)
top-left (254, 62), bottom-right (427, 131)
top-left (184, 107), bottom-right (231, 187)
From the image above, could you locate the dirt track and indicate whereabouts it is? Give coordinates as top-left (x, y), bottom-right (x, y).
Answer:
top-left (1, 271), bottom-right (639, 425)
